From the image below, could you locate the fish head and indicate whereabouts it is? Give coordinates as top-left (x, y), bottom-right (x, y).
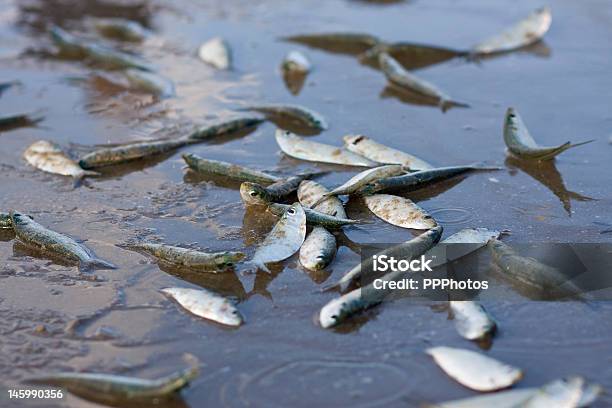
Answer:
top-left (239, 182), bottom-right (270, 206)
top-left (9, 211), bottom-right (33, 226)
top-left (218, 304), bottom-right (244, 327)
top-left (416, 215), bottom-right (438, 230)
top-left (318, 297), bottom-right (348, 328)
top-left (214, 252), bottom-right (246, 270)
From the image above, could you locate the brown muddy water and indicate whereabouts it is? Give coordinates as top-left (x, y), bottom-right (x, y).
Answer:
top-left (1, 0), bottom-right (612, 407)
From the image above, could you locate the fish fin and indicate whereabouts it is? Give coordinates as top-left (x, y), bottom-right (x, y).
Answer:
top-left (538, 140), bottom-right (595, 160)
top-left (79, 258), bottom-right (117, 272)
top-left (244, 259), bottom-right (271, 274)
top-left (440, 99), bottom-right (470, 112)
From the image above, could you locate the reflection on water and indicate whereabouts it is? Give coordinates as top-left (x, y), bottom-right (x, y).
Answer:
top-left (282, 71), bottom-right (307, 95)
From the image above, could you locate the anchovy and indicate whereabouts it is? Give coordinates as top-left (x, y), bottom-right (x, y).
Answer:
top-left (269, 203), bottom-right (363, 229)
top-left (241, 104), bottom-right (328, 131)
top-left (24, 140), bottom-right (99, 181)
top-left (343, 134), bottom-right (433, 170)
top-left (182, 154), bottom-right (280, 184)
top-left (24, 358), bottom-right (199, 405)
top-left (239, 173), bottom-right (315, 204)
top-left (50, 26), bottom-right (154, 71)
top-left (124, 243), bottom-right (244, 272)
top-left (90, 18), bottom-right (149, 42)
top-left (187, 116), bottom-right (265, 141)
top-left (378, 52), bottom-right (468, 111)
top-left (299, 226), bottom-right (337, 271)
top-left (364, 194), bottom-right (437, 230)
top-left (281, 51), bottom-right (312, 73)
top-left (504, 108), bottom-right (593, 161)
top-left (0, 112), bottom-right (44, 130)
top-left (10, 211), bottom-right (116, 271)
top-left (449, 301), bottom-right (497, 342)
top-left (161, 287), bottom-right (243, 326)
top-left (297, 180), bottom-right (347, 218)
top-left (124, 69), bottom-right (175, 98)
top-left (198, 37), bottom-right (232, 70)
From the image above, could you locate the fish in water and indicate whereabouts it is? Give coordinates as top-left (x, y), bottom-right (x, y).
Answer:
top-left (187, 116), bottom-right (265, 141)
top-left (364, 194), bottom-right (437, 230)
top-left (240, 104), bottom-right (328, 131)
top-left (24, 140), bottom-right (99, 182)
top-left (299, 226), bottom-right (337, 271)
top-left (297, 180), bottom-right (347, 218)
top-left (50, 26), bottom-right (154, 71)
top-left (182, 153), bottom-right (280, 184)
top-left (276, 129), bottom-right (376, 167)
top-left (0, 112), bottom-right (44, 130)
top-left (425, 227), bottom-right (503, 269)
top-left (198, 37), bottom-right (232, 70)
top-left (281, 51), bottom-right (312, 74)
top-left (24, 355), bottom-right (199, 405)
top-left (123, 243), bottom-right (245, 272)
top-left (250, 203), bottom-right (307, 273)
top-left (378, 52), bottom-right (469, 111)
top-left (89, 17), bottom-right (149, 42)
top-left (503, 108), bottom-right (593, 161)
top-left (161, 287), bottom-right (243, 326)
top-left (471, 7), bottom-right (552, 56)
top-left (124, 69), bottom-right (175, 98)
top-left (449, 301), bottom-right (497, 342)
top-left (239, 173), bottom-right (317, 204)
top-left (426, 346), bottom-right (523, 392)
top-left (9, 211), bottom-right (116, 271)
top-left (343, 134), bottom-right (433, 171)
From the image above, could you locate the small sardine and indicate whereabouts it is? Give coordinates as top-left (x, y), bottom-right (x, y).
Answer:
top-left (90, 18), bottom-right (149, 42)
top-left (449, 301), bottom-right (496, 341)
top-left (241, 105), bottom-right (328, 131)
top-left (269, 203), bottom-right (363, 229)
top-left (343, 134), bottom-right (433, 171)
top-left (187, 116), bottom-right (265, 141)
top-left (124, 243), bottom-right (245, 272)
top-left (472, 7), bottom-right (552, 55)
top-left (124, 69), bottom-right (175, 98)
top-left (24, 140), bottom-right (99, 181)
top-left (426, 346), bottom-right (523, 392)
top-left (276, 129), bottom-right (376, 167)
top-left (265, 173), bottom-right (319, 201)
top-left (250, 202), bottom-right (307, 273)
top-left (198, 37), bottom-right (232, 70)
top-left (281, 50), bottom-right (312, 73)
top-left (297, 180), bottom-right (347, 218)
top-left (504, 108), bottom-right (593, 161)
top-left (0, 112), bottom-right (44, 130)
top-left (364, 194), bottom-right (437, 230)
top-left (378, 52), bottom-right (468, 111)
top-left (425, 227), bottom-right (503, 268)
top-left (10, 211), bottom-right (116, 271)
top-left (319, 286), bottom-right (372, 328)
top-left (161, 287), bottom-right (243, 326)
top-left (182, 154), bottom-right (280, 184)
top-left (299, 226), bottom-right (337, 271)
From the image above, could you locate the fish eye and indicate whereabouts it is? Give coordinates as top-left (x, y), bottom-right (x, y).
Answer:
top-left (249, 191), bottom-right (258, 197)
top-left (287, 208), bottom-right (296, 215)
top-left (352, 135), bottom-right (365, 144)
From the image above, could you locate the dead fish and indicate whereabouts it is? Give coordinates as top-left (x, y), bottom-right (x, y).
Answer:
top-left (24, 356), bottom-right (199, 405)
top-left (426, 346), bottom-right (523, 391)
top-left (281, 50), bottom-right (312, 73)
top-left (319, 286), bottom-right (372, 328)
top-left (472, 7), bottom-right (552, 55)
top-left (269, 203), bottom-right (364, 229)
top-left (90, 17), bottom-right (149, 42)
top-left (240, 104), bottom-right (328, 131)
top-left (10, 211), bottom-right (116, 271)
top-left (326, 225), bottom-right (443, 292)
top-left (0, 112), bottom-right (44, 130)
top-left (182, 153), bottom-right (280, 184)
top-left (276, 129), bottom-right (377, 167)
top-left (425, 227), bottom-right (503, 268)
top-left (282, 32), bottom-right (381, 55)
top-left (239, 173), bottom-right (317, 204)
top-left (24, 140), bottom-right (99, 182)
top-left (425, 388), bottom-right (537, 408)
top-left (359, 164), bottom-right (499, 195)
top-left (297, 180), bottom-right (347, 218)
top-left (504, 108), bottom-right (593, 161)
top-left (378, 52), bottom-right (468, 111)
top-left (364, 194), bottom-right (437, 229)
top-left (79, 137), bottom-right (194, 169)
top-left (50, 26), bottom-right (154, 71)
top-left (449, 301), bottom-right (497, 341)
top-left (187, 116), bottom-right (265, 141)
top-left (313, 165), bottom-right (405, 206)
top-left (124, 243), bottom-right (245, 272)
top-left (522, 377), bottom-right (598, 408)
top-left (198, 37), bottom-right (232, 70)
top-left (299, 226), bottom-right (337, 271)
top-left (250, 202), bottom-right (307, 273)
top-left (343, 134), bottom-right (433, 171)
top-left (161, 287), bottom-right (243, 326)
top-left (124, 69), bottom-right (175, 98)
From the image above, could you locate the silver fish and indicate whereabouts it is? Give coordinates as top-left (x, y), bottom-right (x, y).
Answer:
top-left (425, 227), bottom-right (502, 269)
top-left (449, 301), bottom-right (496, 341)
top-left (10, 211), bottom-right (115, 271)
top-left (242, 105), bottom-right (328, 131)
top-left (522, 377), bottom-right (594, 408)
top-left (472, 7), bottom-right (552, 55)
top-left (504, 108), bottom-right (593, 161)
top-left (24, 140), bottom-right (99, 181)
top-left (161, 287), bottom-right (243, 326)
top-left (124, 69), bottom-right (175, 98)
top-left (299, 226), bottom-right (337, 271)
top-left (297, 180), bottom-right (347, 218)
top-left (239, 173), bottom-right (317, 204)
top-left (268, 203), bottom-right (363, 229)
top-left (343, 134), bottom-right (433, 171)
top-left (378, 52), bottom-right (468, 111)
top-left (90, 18), bottom-right (149, 42)
top-left (198, 37), bottom-right (232, 70)
top-left (182, 154), bottom-right (280, 184)
top-left (250, 202), bottom-right (306, 273)
top-left (281, 50), bottom-right (312, 73)
top-left (276, 129), bottom-right (376, 167)
top-left (364, 194), bottom-right (437, 230)
top-left (187, 116), bottom-right (265, 141)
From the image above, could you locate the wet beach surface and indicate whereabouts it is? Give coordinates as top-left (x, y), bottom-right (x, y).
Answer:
top-left (1, 0), bottom-right (612, 406)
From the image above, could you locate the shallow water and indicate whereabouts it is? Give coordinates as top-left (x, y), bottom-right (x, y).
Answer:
top-left (1, 0), bottom-right (612, 407)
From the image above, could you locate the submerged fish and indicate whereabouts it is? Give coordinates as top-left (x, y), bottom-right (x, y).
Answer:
top-left (90, 18), bottom-right (149, 42)
top-left (182, 154), bottom-right (280, 184)
top-left (276, 129), bottom-right (376, 167)
top-left (241, 104), bottom-right (328, 131)
top-left (10, 211), bottom-right (116, 271)
top-left (472, 7), bottom-right (552, 55)
top-left (250, 202), bottom-right (307, 273)
top-left (343, 134), bottom-right (433, 171)
top-left (161, 287), bottom-right (243, 326)
top-left (24, 140), bottom-right (99, 181)
top-left (297, 180), bottom-right (347, 218)
top-left (25, 357), bottom-right (199, 405)
top-left (426, 346), bottom-right (523, 392)
top-left (299, 226), bottom-right (337, 271)
top-left (124, 69), bottom-right (175, 98)
top-left (281, 51), bottom-right (312, 73)
top-left (504, 108), bottom-right (593, 161)
top-left (0, 112), bottom-right (44, 130)
top-left (198, 37), bottom-right (232, 70)
top-left (378, 52), bottom-right (468, 111)
top-left (187, 116), bottom-right (265, 141)
top-left (364, 194), bottom-right (437, 230)
top-left (449, 301), bottom-right (497, 341)
top-left (124, 243), bottom-right (245, 271)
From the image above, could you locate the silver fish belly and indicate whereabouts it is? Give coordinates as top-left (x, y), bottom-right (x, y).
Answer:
top-left (161, 287), bottom-right (243, 326)
top-left (343, 134), bottom-right (433, 171)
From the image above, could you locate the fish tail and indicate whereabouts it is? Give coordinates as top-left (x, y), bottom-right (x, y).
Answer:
top-left (79, 258), bottom-right (117, 272)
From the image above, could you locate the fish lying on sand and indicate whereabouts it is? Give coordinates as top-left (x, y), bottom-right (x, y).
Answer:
top-left (343, 134), bottom-right (433, 171)
top-left (182, 154), bottom-right (280, 184)
top-left (124, 69), bottom-right (175, 98)
top-left (24, 355), bottom-right (199, 405)
top-left (297, 180), bottom-right (347, 218)
top-left (0, 112), bottom-right (44, 130)
top-left (187, 116), bottom-right (265, 141)
top-left (10, 211), bottom-right (115, 271)
top-left (24, 140), bottom-right (99, 182)
top-left (161, 287), bottom-right (243, 326)
top-left (198, 37), bottom-right (232, 70)
top-left (503, 108), bottom-right (593, 161)
top-left (364, 194), bottom-right (437, 230)
top-left (281, 51), bottom-right (312, 74)
top-left (240, 104), bottom-right (328, 131)
top-left (89, 17), bottom-right (149, 42)
top-left (123, 242), bottom-right (245, 272)
top-left (449, 300), bottom-right (497, 342)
